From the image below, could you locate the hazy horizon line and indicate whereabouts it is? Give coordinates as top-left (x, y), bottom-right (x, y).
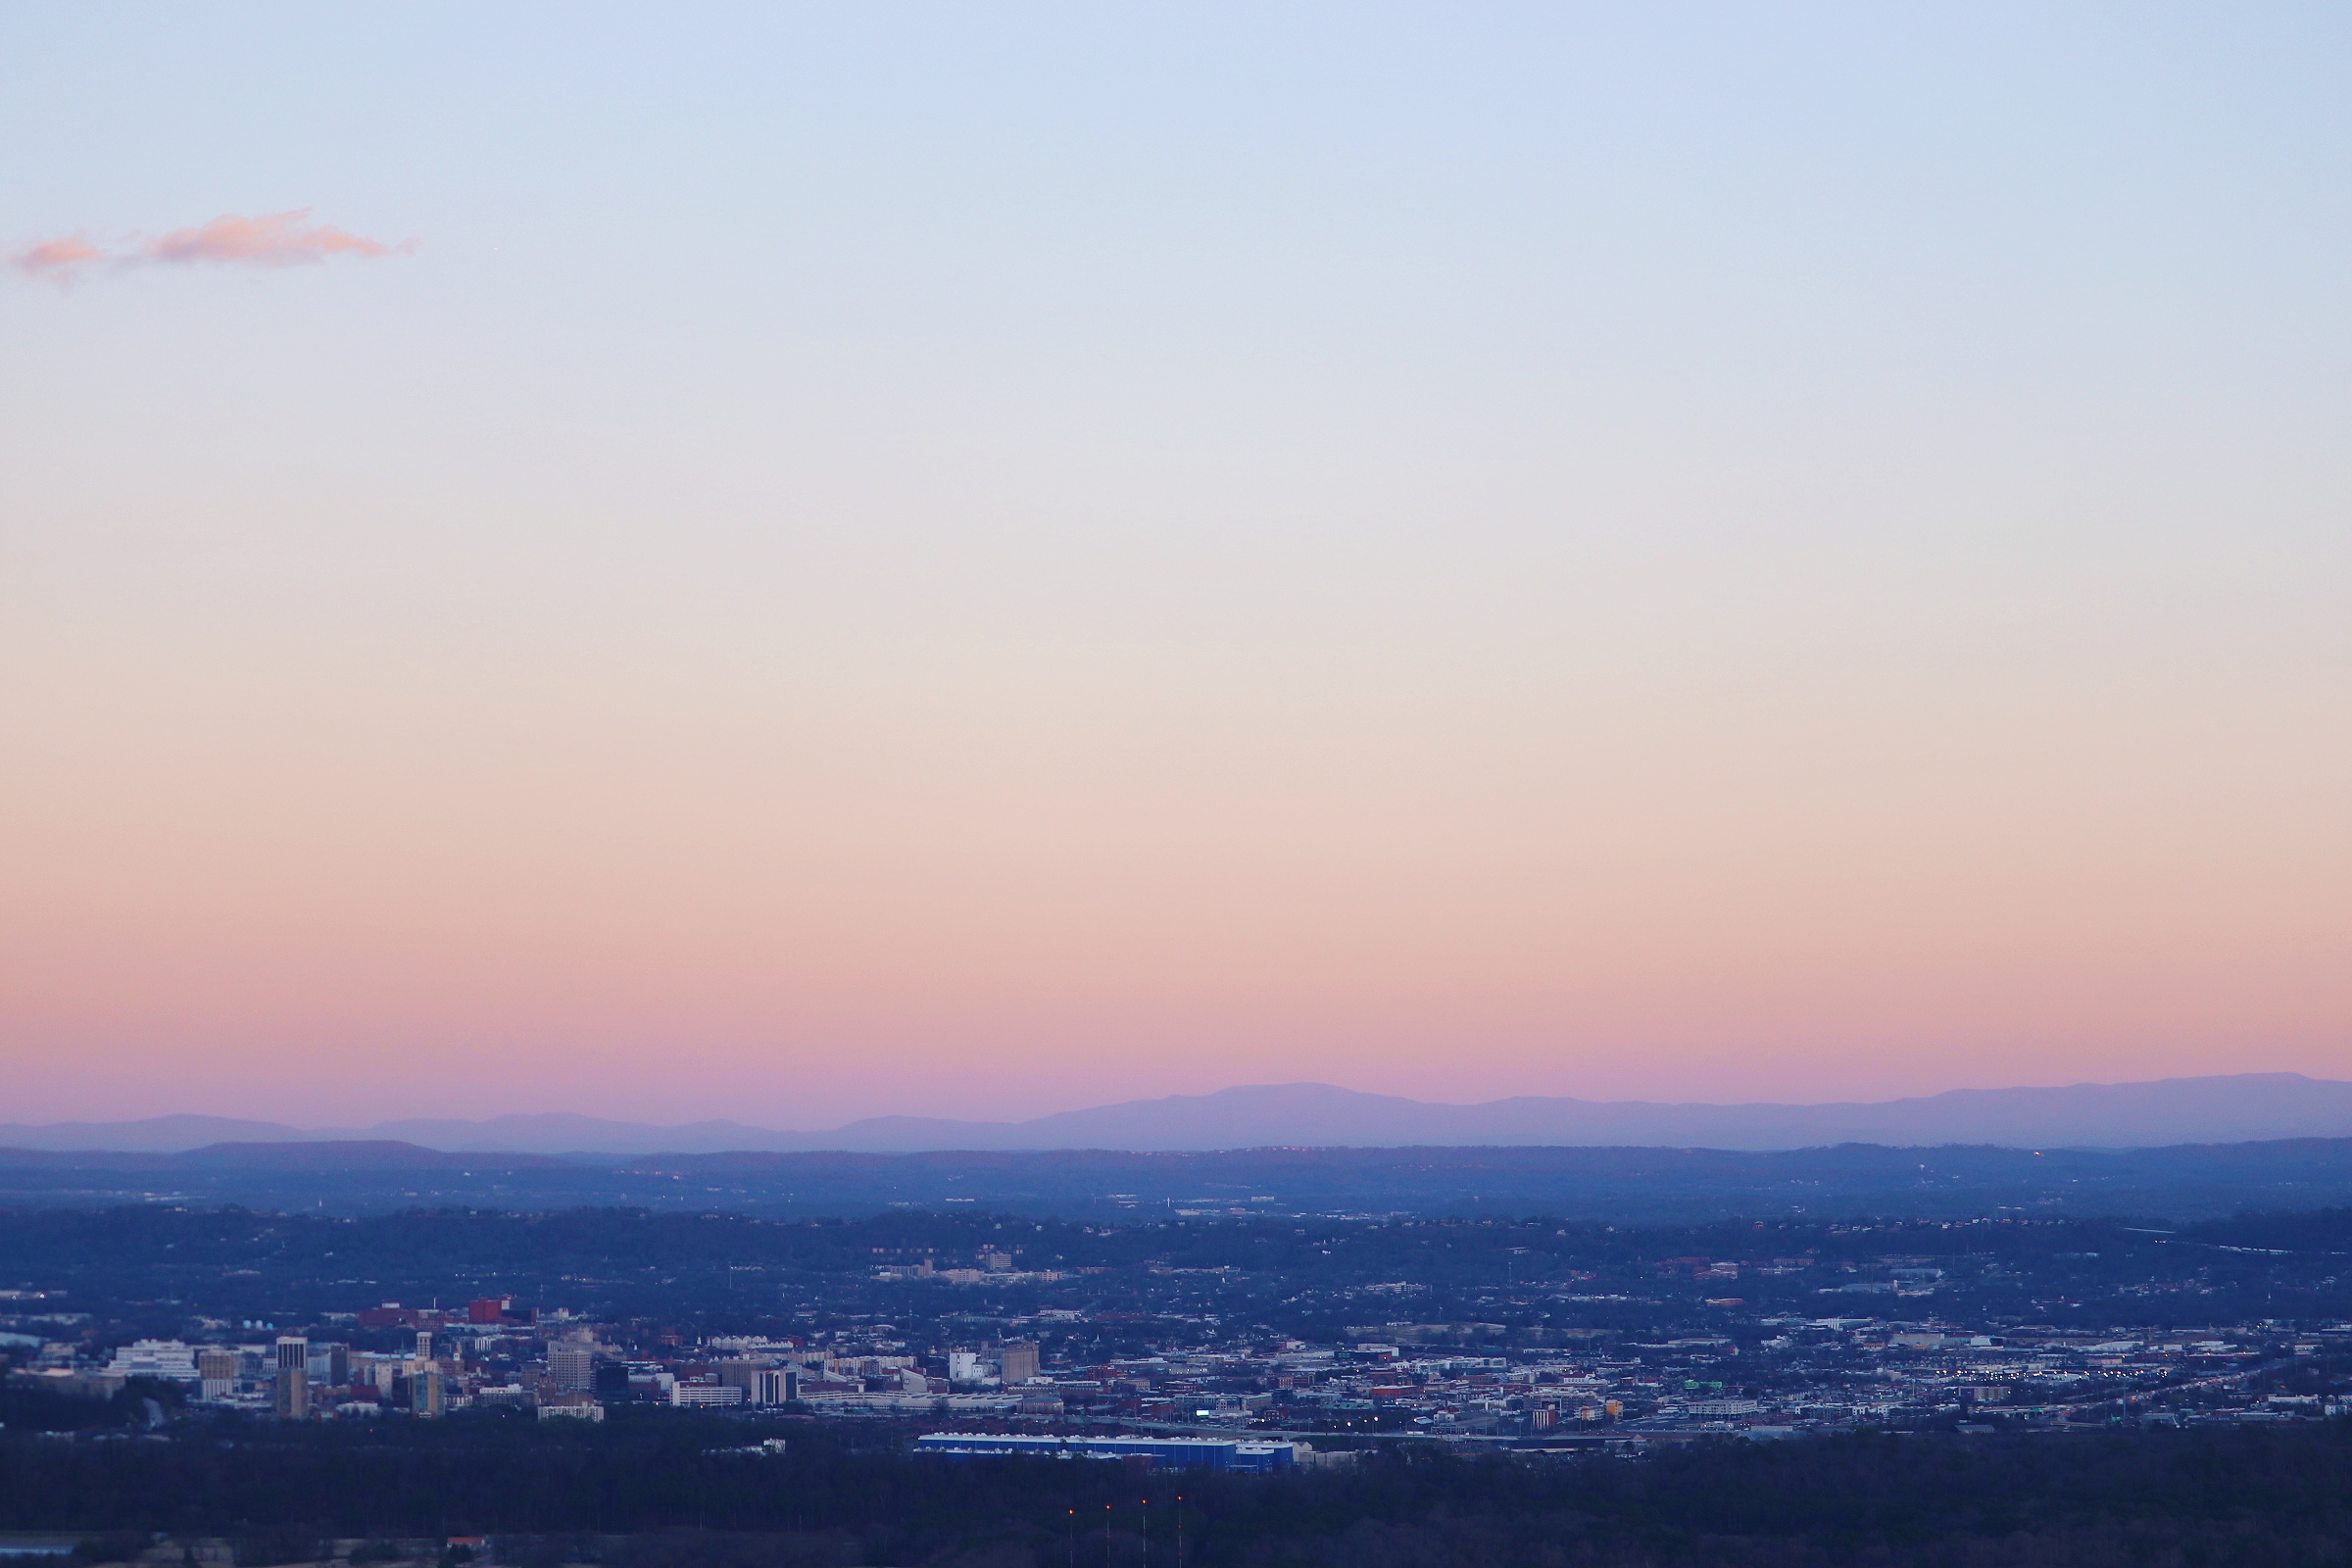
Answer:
top-left (5, 1068), bottom-right (2343, 1135)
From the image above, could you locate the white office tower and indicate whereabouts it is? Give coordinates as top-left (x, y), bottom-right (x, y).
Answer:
top-left (670, 1383), bottom-right (746, 1407)
top-left (106, 1340), bottom-right (201, 1383)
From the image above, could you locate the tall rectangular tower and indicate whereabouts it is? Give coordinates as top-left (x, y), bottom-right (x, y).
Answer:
top-left (549, 1340), bottom-right (595, 1392)
top-left (274, 1337), bottom-right (310, 1419)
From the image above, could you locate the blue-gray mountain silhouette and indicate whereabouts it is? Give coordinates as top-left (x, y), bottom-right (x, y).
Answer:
top-left (10, 1073), bottom-right (2352, 1153)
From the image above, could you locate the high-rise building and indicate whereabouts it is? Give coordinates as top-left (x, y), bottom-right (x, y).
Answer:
top-left (549, 1339), bottom-right (595, 1392)
top-left (197, 1348), bottom-right (238, 1400)
top-left (999, 1343), bottom-right (1041, 1384)
top-left (415, 1368), bottom-right (445, 1418)
top-left (306, 1343), bottom-right (349, 1390)
top-left (715, 1356), bottom-right (763, 1396)
top-left (274, 1337), bottom-right (310, 1419)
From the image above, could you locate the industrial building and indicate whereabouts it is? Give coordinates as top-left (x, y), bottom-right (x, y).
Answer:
top-left (913, 1433), bottom-right (1298, 1471)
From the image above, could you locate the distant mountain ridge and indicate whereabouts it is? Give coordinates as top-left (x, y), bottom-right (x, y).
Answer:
top-left (9, 1132), bottom-right (2352, 1225)
top-left (0, 1141), bottom-right (566, 1171)
top-left (10, 1073), bottom-right (2352, 1154)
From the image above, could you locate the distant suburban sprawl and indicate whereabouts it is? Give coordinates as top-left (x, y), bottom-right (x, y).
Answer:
top-left (10, 1192), bottom-right (2352, 1562)
top-left (10, 1203), bottom-right (2352, 1438)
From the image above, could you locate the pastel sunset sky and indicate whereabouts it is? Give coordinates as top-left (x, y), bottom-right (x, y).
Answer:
top-left (3, 3), bottom-right (2346, 1128)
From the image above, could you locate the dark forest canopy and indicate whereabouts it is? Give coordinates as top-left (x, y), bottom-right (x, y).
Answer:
top-left (8, 1416), bottom-right (2352, 1567)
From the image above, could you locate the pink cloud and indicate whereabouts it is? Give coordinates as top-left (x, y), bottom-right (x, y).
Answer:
top-left (138, 209), bottom-right (406, 268)
top-left (10, 211), bottom-right (412, 284)
top-left (10, 235), bottom-right (104, 284)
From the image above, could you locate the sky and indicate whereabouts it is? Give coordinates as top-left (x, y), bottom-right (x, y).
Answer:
top-left (2, 2), bottom-right (2347, 1129)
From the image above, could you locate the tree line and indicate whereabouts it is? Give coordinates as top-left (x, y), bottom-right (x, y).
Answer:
top-left (8, 1413), bottom-right (2352, 1566)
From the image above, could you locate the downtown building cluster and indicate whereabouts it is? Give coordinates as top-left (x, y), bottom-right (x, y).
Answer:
top-left (12, 1296), bottom-right (2352, 1447)
top-left (12, 1215), bottom-right (2352, 1450)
